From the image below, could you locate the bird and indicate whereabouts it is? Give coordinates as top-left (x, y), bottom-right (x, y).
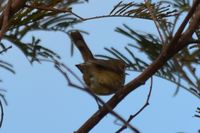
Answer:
top-left (70, 31), bottom-right (126, 95)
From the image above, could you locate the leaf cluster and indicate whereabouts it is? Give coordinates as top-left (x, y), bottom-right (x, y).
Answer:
top-left (98, 0), bottom-right (200, 98)
top-left (0, 0), bottom-right (199, 98)
top-left (1, 0), bottom-right (85, 61)
top-left (0, 0), bottom-right (86, 83)
top-left (110, 1), bottom-right (177, 19)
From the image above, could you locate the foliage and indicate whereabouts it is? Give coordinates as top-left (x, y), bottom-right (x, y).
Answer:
top-left (97, 0), bottom-right (200, 98)
top-left (0, 0), bottom-right (199, 99)
top-left (0, 0), bottom-right (199, 132)
top-left (101, 24), bottom-right (200, 98)
top-left (0, 0), bottom-right (85, 80)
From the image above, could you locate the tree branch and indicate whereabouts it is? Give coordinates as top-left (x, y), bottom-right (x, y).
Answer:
top-left (76, 1), bottom-right (200, 132)
top-left (54, 61), bottom-right (140, 133)
top-left (0, 0), bottom-right (26, 39)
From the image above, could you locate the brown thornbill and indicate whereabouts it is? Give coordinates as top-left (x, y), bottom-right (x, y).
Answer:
top-left (70, 31), bottom-right (126, 95)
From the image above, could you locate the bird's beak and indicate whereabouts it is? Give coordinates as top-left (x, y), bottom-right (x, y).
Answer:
top-left (76, 64), bottom-right (83, 73)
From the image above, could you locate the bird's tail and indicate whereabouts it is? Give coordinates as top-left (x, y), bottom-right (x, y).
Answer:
top-left (70, 31), bottom-right (94, 61)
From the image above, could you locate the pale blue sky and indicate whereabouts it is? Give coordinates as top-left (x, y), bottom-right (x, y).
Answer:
top-left (0, 1), bottom-right (199, 133)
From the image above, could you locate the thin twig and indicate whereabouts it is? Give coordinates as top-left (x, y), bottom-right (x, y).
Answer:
top-left (144, 0), bottom-right (165, 45)
top-left (0, 90), bottom-right (7, 128)
top-left (0, 93), bottom-right (7, 106)
top-left (0, 45), bottom-right (12, 54)
top-left (25, 3), bottom-right (140, 21)
top-left (0, 100), bottom-right (3, 128)
top-left (25, 4), bottom-right (70, 13)
top-left (54, 61), bottom-right (140, 133)
top-left (25, 4), bottom-right (84, 20)
top-left (116, 77), bottom-right (153, 133)
top-left (55, 61), bottom-right (85, 86)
